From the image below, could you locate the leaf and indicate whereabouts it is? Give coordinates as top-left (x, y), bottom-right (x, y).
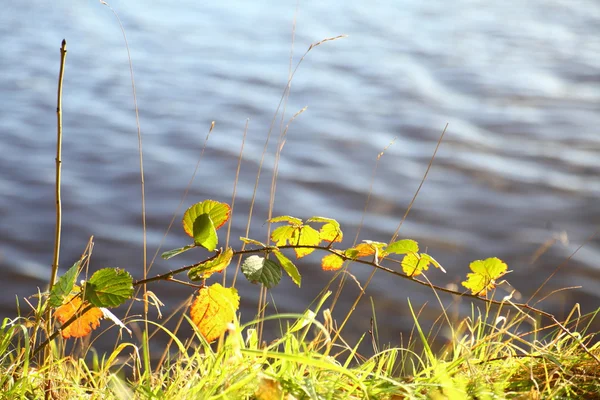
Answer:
top-left (192, 213), bottom-right (218, 251)
top-left (241, 256), bottom-right (282, 288)
top-left (83, 268), bottom-right (134, 308)
top-left (240, 237), bottom-right (267, 248)
top-left (271, 225), bottom-right (296, 247)
top-left (183, 200), bottom-right (231, 237)
top-left (386, 239), bottom-right (419, 255)
top-left (190, 283), bottom-right (240, 343)
top-left (401, 253), bottom-right (431, 276)
top-left (49, 261), bottom-right (80, 308)
top-left (322, 253), bottom-right (344, 271)
top-left (273, 250), bottom-right (301, 287)
top-left (462, 257), bottom-right (508, 295)
top-left (188, 248), bottom-right (234, 281)
top-left (269, 215), bottom-right (302, 225)
top-left (345, 241), bottom-right (387, 259)
top-left (307, 216), bottom-right (343, 243)
top-left (161, 244), bottom-right (196, 260)
top-left (292, 225), bottom-right (321, 258)
top-left (421, 253), bottom-right (446, 273)
top-left (55, 294), bottom-right (103, 339)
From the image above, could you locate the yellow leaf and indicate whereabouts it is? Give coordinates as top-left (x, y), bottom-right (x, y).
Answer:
top-left (292, 226), bottom-right (321, 258)
top-left (55, 295), bottom-right (103, 339)
top-left (321, 253), bottom-right (345, 271)
top-left (190, 283), bottom-right (240, 343)
top-left (462, 257), bottom-right (508, 295)
top-left (188, 247), bottom-right (234, 281)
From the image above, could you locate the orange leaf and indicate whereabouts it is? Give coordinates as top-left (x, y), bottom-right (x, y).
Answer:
top-left (54, 295), bottom-right (103, 339)
top-left (347, 243), bottom-right (376, 258)
top-left (190, 283), bottom-right (240, 343)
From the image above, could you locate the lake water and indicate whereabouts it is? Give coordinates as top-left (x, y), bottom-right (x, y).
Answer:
top-left (1, 0), bottom-right (600, 348)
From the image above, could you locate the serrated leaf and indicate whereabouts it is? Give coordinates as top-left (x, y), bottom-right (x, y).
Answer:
top-left (55, 294), bottom-right (103, 339)
top-left (83, 268), bottom-right (134, 308)
top-left (192, 214), bottom-right (218, 251)
top-left (183, 200), bottom-right (231, 237)
top-left (273, 250), bottom-right (301, 287)
top-left (161, 244), bottom-right (196, 260)
top-left (292, 225), bottom-right (321, 258)
top-left (307, 217), bottom-right (343, 243)
top-left (401, 253), bottom-right (431, 277)
top-left (386, 239), bottom-right (419, 255)
top-left (241, 256), bottom-right (282, 288)
top-left (190, 283), bottom-right (239, 343)
top-left (269, 215), bottom-right (302, 225)
top-left (345, 242), bottom-right (387, 259)
top-left (462, 257), bottom-right (508, 295)
top-left (271, 225), bottom-right (296, 246)
top-left (49, 261), bottom-right (81, 308)
top-left (240, 237), bottom-right (267, 248)
top-left (322, 253), bottom-right (345, 271)
top-left (421, 253), bottom-right (446, 273)
top-left (188, 248), bottom-right (234, 281)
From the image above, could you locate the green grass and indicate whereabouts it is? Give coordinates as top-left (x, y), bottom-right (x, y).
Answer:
top-left (1, 289), bottom-right (599, 399)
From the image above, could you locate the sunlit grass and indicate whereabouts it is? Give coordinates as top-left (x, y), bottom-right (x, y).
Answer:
top-left (1, 290), bottom-right (599, 399)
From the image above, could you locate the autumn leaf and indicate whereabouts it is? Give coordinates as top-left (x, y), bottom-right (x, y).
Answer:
top-left (291, 225), bottom-right (321, 258)
top-left (190, 284), bottom-right (240, 343)
top-left (240, 237), bottom-right (268, 248)
top-left (271, 225), bottom-right (296, 247)
top-left (269, 215), bottom-right (302, 225)
top-left (462, 257), bottom-right (508, 295)
top-left (188, 247), bottom-right (234, 281)
top-left (345, 241), bottom-right (387, 259)
top-left (307, 216), bottom-right (343, 243)
top-left (269, 217), bottom-right (321, 258)
top-left (55, 294), bottom-right (103, 339)
top-left (322, 253), bottom-right (344, 271)
top-left (183, 200), bottom-right (231, 237)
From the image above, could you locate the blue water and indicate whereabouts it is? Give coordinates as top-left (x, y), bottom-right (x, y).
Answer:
top-left (1, 0), bottom-right (600, 347)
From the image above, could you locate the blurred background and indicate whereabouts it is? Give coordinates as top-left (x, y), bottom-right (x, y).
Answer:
top-left (1, 0), bottom-right (599, 351)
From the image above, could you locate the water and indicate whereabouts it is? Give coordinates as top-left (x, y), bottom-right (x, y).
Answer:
top-left (1, 0), bottom-right (600, 348)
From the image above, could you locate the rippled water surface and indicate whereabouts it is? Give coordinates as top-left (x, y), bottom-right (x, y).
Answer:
top-left (1, 0), bottom-right (600, 346)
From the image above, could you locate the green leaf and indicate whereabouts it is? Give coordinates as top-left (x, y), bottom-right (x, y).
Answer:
top-left (273, 250), bottom-right (301, 287)
top-left (188, 248), bottom-right (234, 281)
top-left (240, 237), bottom-right (267, 248)
top-left (344, 248), bottom-right (360, 259)
top-left (269, 215), bottom-right (302, 225)
top-left (271, 225), bottom-right (296, 246)
top-left (462, 257), bottom-right (508, 295)
top-left (182, 200), bottom-right (231, 237)
top-left (49, 261), bottom-right (81, 308)
top-left (292, 225), bottom-right (321, 258)
top-left (83, 268), bottom-right (134, 308)
top-left (241, 256), bottom-right (282, 288)
top-left (161, 244), bottom-right (196, 260)
top-left (193, 214), bottom-right (218, 251)
top-left (386, 239), bottom-right (419, 255)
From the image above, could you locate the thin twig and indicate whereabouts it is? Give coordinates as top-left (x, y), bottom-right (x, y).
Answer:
top-left (49, 39), bottom-right (67, 291)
